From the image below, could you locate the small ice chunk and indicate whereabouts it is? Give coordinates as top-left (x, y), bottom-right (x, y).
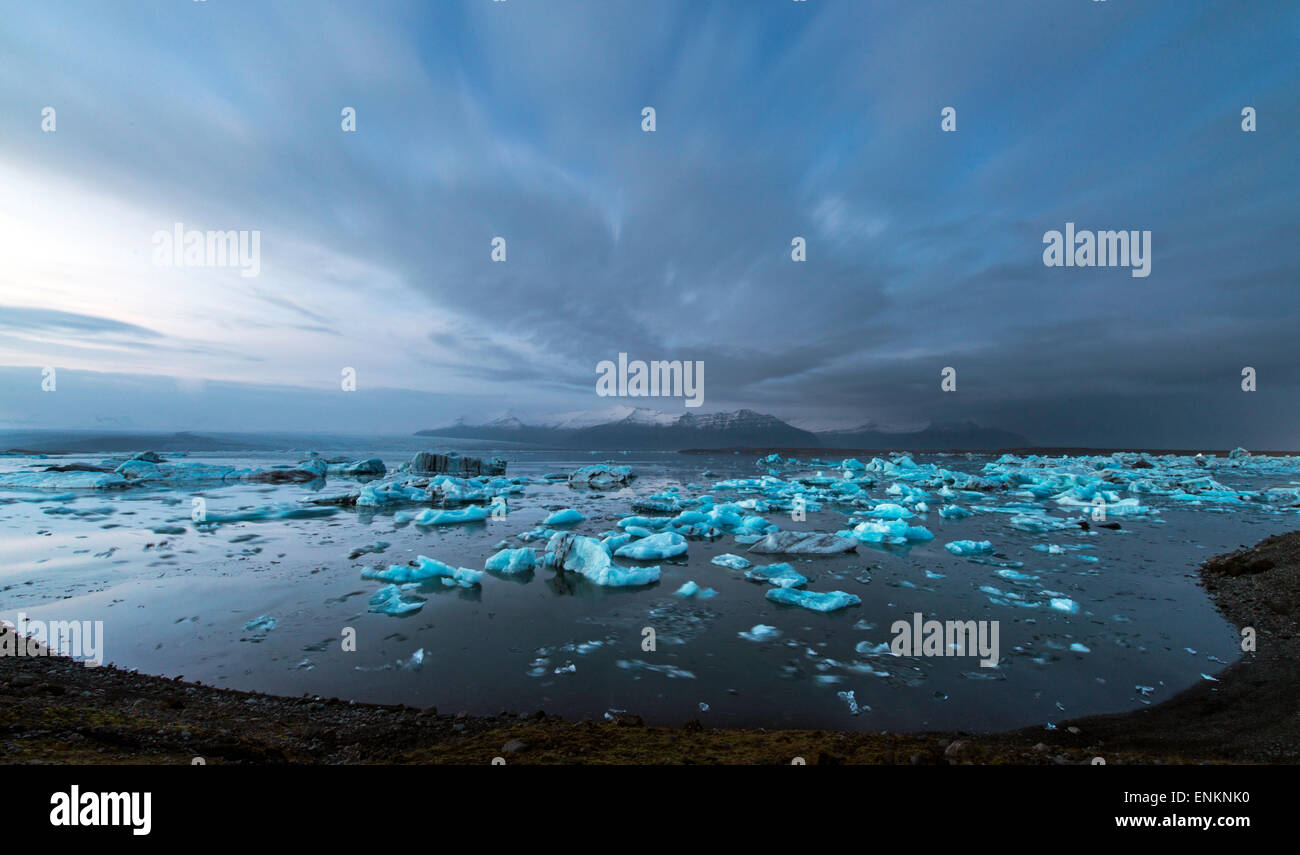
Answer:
top-left (744, 562), bottom-right (808, 588)
top-left (367, 584), bottom-right (424, 615)
top-left (711, 553), bottom-right (753, 570)
top-left (242, 615), bottom-right (276, 635)
top-left (738, 624), bottom-right (781, 642)
top-left (945, 539), bottom-right (993, 556)
top-left (544, 508), bottom-right (585, 525)
top-left (673, 581), bottom-right (715, 598)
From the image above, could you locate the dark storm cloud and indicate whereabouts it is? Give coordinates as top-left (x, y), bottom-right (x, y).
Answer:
top-left (0, 0), bottom-right (1297, 444)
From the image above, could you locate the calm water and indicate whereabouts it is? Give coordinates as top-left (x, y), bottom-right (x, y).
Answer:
top-left (2, 442), bottom-right (1294, 732)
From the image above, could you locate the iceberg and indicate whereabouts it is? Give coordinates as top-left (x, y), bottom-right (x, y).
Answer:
top-left (363, 555), bottom-right (483, 587)
top-left (0, 470), bottom-right (128, 490)
top-left (485, 547), bottom-right (537, 574)
top-left (411, 505), bottom-right (489, 526)
top-left (843, 519), bottom-right (933, 544)
top-left (408, 451), bottom-right (506, 477)
top-left (568, 464), bottom-right (634, 488)
top-left (744, 562), bottom-right (808, 588)
top-left (945, 540), bottom-right (994, 556)
top-left (710, 553), bottom-right (752, 570)
top-left (864, 502), bottom-right (913, 520)
top-left (615, 531), bottom-right (689, 560)
top-left (327, 457), bottom-right (386, 477)
top-left (748, 531), bottom-right (857, 555)
top-left (765, 588), bottom-right (861, 612)
top-left (543, 532), bottom-right (660, 587)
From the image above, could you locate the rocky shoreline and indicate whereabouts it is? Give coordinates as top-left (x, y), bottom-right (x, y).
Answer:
top-left (3, 531), bottom-right (1297, 765)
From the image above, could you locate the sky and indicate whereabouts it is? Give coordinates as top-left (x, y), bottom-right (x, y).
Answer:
top-left (1, 0), bottom-right (1298, 447)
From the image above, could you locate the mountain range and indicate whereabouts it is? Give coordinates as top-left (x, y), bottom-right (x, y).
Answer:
top-left (416, 407), bottom-right (1029, 451)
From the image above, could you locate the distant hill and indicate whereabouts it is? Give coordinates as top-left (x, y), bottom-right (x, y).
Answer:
top-left (417, 410), bottom-right (1026, 451)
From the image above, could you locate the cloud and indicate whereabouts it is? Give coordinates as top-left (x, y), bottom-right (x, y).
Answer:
top-left (0, 0), bottom-right (1296, 445)
top-left (0, 306), bottom-right (161, 339)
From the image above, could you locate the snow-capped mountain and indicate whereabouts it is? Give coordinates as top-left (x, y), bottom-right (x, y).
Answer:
top-left (421, 408), bottom-right (818, 449)
top-left (419, 409), bottom-right (1027, 450)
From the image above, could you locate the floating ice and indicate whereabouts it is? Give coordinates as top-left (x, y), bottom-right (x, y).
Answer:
top-left (1049, 597), bottom-right (1081, 614)
top-left (744, 562), bottom-right (808, 588)
top-left (0, 470), bottom-right (128, 490)
top-left (945, 539), bottom-right (994, 556)
top-left (348, 540), bottom-right (390, 559)
top-left (367, 584), bottom-right (425, 615)
top-left (749, 531), bottom-right (857, 554)
top-left (864, 502), bottom-right (913, 520)
top-left (410, 505), bottom-right (489, 526)
top-left (242, 615), bottom-right (276, 635)
top-left (842, 519), bottom-right (934, 544)
top-left (199, 504), bottom-right (338, 525)
top-left (1008, 513), bottom-right (1075, 533)
top-left (711, 553), bottom-right (752, 570)
top-left (673, 581), bottom-right (716, 598)
top-left (615, 531), bottom-right (688, 560)
top-left (739, 624), bottom-right (781, 641)
top-left (569, 464), bottom-right (634, 488)
top-left (544, 508), bottom-right (585, 525)
top-left (408, 451), bottom-right (506, 477)
top-left (765, 588), bottom-right (861, 612)
top-left (544, 532), bottom-right (660, 587)
top-left (328, 457), bottom-right (386, 477)
top-left (615, 659), bottom-right (695, 679)
top-left (485, 547), bottom-right (537, 574)
top-left (518, 526), bottom-right (557, 542)
top-left (837, 690), bottom-right (862, 715)
top-left (363, 555), bottom-right (483, 587)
